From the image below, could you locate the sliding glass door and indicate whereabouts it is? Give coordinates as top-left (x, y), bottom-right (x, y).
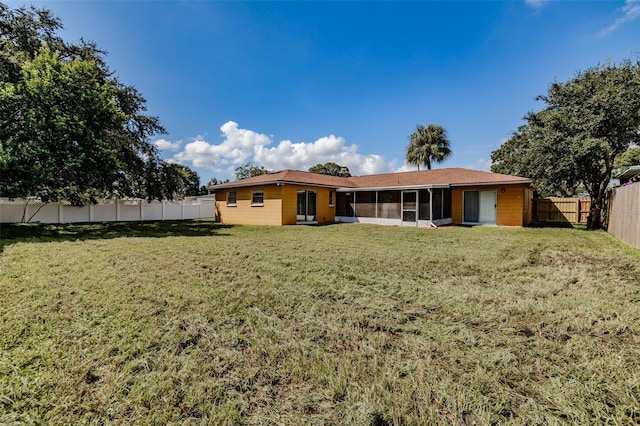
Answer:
top-left (464, 190), bottom-right (496, 224)
top-left (297, 190), bottom-right (317, 222)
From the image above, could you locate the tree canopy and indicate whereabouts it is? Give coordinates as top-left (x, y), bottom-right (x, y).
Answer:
top-left (234, 162), bottom-right (269, 180)
top-left (406, 124), bottom-right (452, 170)
top-left (207, 177), bottom-right (230, 187)
top-left (308, 162), bottom-right (351, 177)
top-left (491, 58), bottom-right (640, 229)
top-left (614, 147), bottom-right (640, 170)
top-left (161, 163), bottom-right (202, 199)
top-left (0, 3), bottom-right (181, 205)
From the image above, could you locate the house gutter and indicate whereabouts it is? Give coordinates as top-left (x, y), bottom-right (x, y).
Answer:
top-left (449, 180), bottom-right (532, 186)
top-left (336, 184), bottom-right (450, 192)
top-left (211, 180), bottom-right (355, 190)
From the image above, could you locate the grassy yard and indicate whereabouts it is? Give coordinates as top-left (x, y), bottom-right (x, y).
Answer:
top-left (1, 221), bottom-right (639, 424)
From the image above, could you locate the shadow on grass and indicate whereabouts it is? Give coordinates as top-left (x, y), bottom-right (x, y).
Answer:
top-left (527, 222), bottom-right (596, 231)
top-left (0, 220), bottom-right (233, 252)
top-left (527, 221), bottom-right (576, 228)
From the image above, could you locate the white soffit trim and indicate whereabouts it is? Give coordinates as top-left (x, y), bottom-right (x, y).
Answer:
top-left (450, 180), bottom-right (531, 187)
top-left (336, 184), bottom-right (450, 192)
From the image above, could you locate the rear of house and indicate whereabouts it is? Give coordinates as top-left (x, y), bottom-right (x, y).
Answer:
top-left (213, 170), bottom-right (350, 225)
top-left (211, 168), bottom-right (533, 227)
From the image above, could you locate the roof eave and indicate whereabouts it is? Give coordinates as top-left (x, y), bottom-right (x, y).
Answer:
top-left (211, 179), bottom-right (351, 190)
top-left (336, 184), bottom-right (451, 192)
top-left (335, 180), bottom-right (531, 192)
top-left (615, 166), bottom-right (640, 180)
top-left (450, 179), bottom-right (532, 186)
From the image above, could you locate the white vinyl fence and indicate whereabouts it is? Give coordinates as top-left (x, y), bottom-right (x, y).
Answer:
top-left (0, 197), bottom-right (216, 224)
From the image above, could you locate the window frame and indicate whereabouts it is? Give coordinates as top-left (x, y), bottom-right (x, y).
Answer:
top-left (329, 190), bottom-right (334, 207)
top-left (252, 189), bottom-right (264, 206)
top-left (227, 191), bottom-right (237, 207)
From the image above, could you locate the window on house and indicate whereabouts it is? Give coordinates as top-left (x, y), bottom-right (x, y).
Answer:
top-left (227, 191), bottom-right (237, 206)
top-left (329, 191), bottom-right (334, 206)
top-left (252, 190), bottom-right (264, 206)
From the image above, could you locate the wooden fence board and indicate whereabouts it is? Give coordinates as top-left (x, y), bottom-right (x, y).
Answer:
top-left (534, 197), bottom-right (591, 224)
top-left (608, 184), bottom-right (640, 249)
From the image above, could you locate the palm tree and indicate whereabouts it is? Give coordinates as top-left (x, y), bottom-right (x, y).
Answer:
top-left (406, 124), bottom-right (452, 170)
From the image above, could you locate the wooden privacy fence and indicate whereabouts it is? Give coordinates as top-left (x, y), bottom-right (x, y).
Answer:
top-left (0, 197), bottom-right (216, 224)
top-left (534, 197), bottom-right (591, 223)
top-left (607, 184), bottom-right (640, 249)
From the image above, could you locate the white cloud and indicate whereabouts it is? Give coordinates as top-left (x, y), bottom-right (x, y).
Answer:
top-left (475, 158), bottom-right (492, 172)
top-left (168, 121), bottom-right (396, 176)
top-left (394, 163), bottom-right (418, 173)
top-left (599, 0), bottom-right (640, 36)
top-left (154, 138), bottom-right (181, 151)
top-left (254, 134), bottom-right (390, 176)
top-left (171, 121), bottom-right (272, 172)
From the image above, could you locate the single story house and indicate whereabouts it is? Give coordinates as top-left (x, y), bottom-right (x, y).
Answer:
top-left (210, 168), bottom-right (534, 227)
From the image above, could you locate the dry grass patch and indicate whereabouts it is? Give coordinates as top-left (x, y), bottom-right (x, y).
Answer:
top-left (1, 221), bottom-right (640, 424)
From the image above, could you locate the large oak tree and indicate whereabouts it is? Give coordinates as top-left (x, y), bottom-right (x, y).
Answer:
top-left (491, 59), bottom-right (640, 229)
top-left (0, 4), bottom-right (187, 206)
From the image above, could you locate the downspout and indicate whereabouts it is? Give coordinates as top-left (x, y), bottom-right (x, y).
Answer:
top-left (429, 188), bottom-right (433, 227)
top-left (375, 191), bottom-right (378, 219)
top-left (352, 192), bottom-right (355, 218)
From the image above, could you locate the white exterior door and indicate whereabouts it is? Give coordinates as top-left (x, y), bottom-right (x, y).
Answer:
top-left (478, 190), bottom-right (496, 224)
top-left (464, 190), bottom-right (496, 224)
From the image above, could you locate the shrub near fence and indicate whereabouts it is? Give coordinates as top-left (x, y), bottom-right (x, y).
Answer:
top-left (534, 197), bottom-right (591, 223)
top-left (608, 184), bottom-right (640, 249)
top-left (0, 198), bottom-right (216, 224)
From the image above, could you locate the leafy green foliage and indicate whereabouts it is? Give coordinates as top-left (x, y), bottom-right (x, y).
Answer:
top-left (206, 177), bottom-right (230, 187)
top-left (492, 124), bottom-right (581, 197)
top-left (308, 162), bottom-right (352, 177)
top-left (0, 3), bottom-right (65, 83)
top-left (491, 58), bottom-right (640, 228)
top-left (1, 48), bottom-right (122, 204)
top-left (161, 163), bottom-right (201, 198)
top-left (406, 123), bottom-right (452, 170)
top-left (614, 147), bottom-right (640, 170)
top-left (0, 3), bottom-right (168, 205)
top-left (234, 161), bottom-right (269, 180)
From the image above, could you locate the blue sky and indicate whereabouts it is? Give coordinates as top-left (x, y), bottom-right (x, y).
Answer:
top-left (9, 0), bottom-right (640, 184)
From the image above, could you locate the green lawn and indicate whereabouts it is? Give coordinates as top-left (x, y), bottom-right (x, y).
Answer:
top-left (1, 221), bottom-right (639, 424)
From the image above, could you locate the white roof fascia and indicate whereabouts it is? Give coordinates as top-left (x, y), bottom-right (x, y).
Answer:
top-left (336, 184), bottom-right (450, 192)
top-left (277, 180), bottom-right (349, 189)
top-left (615, 166), bottom-right (640, 180)
top-left (449, 180), bottom-right (532, 187)
top-left (213, 180), bottom-right (348, 190)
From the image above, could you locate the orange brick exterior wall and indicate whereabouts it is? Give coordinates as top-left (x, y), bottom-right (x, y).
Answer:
top-left (215, 184), bottom-right (336, 225)
top-left (215, 186), bottom-right (283, 225)
top-left (451, 184), bottom-right (533, 226)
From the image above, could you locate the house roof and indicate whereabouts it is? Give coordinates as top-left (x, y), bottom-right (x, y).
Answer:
top-left (210, 168), bottom-right (532, 191)
top-left (346, 168), bottom-right (532, 190)
top-left (615, 165), bottom-right (640, 181)
top-left (210, 169), bottom-right (356, 190)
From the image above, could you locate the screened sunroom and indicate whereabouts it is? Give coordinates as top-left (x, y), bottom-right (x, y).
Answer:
top-left (335, 187), bottom-right (452, 227)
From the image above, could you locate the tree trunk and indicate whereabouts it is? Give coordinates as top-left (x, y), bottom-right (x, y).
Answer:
top-left (587, 201), bottom-right (601, 229)
top-left (587, 183), bottom-right (607, 229)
